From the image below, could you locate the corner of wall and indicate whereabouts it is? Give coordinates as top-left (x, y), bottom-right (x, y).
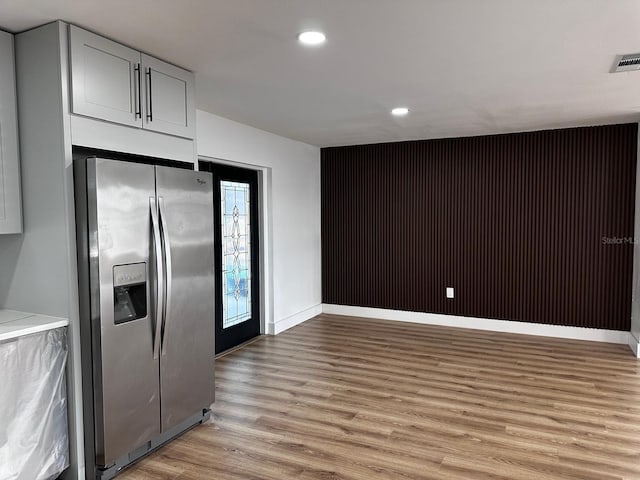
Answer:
top-left (269, 304), bottom-right (322, 335)
top-left (629, 331), bottom-right (640, 358)
top-left (631, 122), bottom-right (640, 348)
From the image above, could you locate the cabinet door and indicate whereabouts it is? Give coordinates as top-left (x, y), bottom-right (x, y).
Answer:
top-left (142, 54), bottom-right (195, 139)
top-left (0, 31), bottom-right (22, 234)
top-left (69, 25), bottom-right (142, 128)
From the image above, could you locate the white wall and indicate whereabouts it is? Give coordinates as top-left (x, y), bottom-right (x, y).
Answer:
top-left (196, 110), bottom-right (322, 333)
top-left (0, 25), bottom-right (70, 316)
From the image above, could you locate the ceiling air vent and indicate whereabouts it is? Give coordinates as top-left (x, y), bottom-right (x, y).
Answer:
top-left (612, 53), bottom-right (640, 72)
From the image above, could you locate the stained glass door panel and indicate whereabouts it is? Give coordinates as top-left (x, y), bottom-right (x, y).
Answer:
top-left (199, 161), bottom-right (260, 354)
top-left (221, 180), bottom-right (252, 328)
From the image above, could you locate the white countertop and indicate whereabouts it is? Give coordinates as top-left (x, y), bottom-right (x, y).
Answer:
top-left (0, 310), bottom-right (69, 342)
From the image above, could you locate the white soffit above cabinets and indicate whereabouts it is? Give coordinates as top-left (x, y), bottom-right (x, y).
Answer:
top-left (1, 0), bottom-right (640, 147)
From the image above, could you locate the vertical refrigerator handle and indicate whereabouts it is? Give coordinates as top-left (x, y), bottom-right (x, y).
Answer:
top-left (150, 197), bottom-right (163, 360)
top-left (158, 197), bottom-right (172, 356)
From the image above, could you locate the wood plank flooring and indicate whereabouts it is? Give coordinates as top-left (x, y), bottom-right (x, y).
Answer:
top-left (119, 314), bottom-right (640, 480)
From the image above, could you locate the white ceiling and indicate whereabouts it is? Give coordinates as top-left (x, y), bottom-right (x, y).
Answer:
top-left (1, 0), bottom-right (640, 147)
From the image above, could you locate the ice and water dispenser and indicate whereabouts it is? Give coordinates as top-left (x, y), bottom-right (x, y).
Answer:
top-left (113, 263), bottom-right (147, 324)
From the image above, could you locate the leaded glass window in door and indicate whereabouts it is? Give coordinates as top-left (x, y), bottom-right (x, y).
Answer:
top-left (221, 180), bottom-right (252, 328)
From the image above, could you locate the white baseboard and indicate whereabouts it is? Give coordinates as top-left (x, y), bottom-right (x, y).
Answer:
top-left (629, 333), bottom-right (640, 357)
top-left (268, 304), bottom-right (322, 335)
top-left (322, 304), bottom-right (630, 345)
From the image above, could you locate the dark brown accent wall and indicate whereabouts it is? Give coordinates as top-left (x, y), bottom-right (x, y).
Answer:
top-left (321, 124), bottom-right (637, 331)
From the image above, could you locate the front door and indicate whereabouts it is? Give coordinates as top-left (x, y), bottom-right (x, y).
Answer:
top-left (199, 162), bottom-right (261, 354)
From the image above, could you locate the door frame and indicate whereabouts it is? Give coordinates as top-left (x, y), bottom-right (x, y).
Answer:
top-left (198, 156), bottom-right (272, 339)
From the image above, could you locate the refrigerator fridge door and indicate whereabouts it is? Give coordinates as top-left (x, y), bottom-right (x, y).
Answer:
top-left (155, 166), bottom-right (215, 432)
top-left (90, 158), bottom-right (161, 466)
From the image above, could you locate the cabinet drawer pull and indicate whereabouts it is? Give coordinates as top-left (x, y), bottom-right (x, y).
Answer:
top-left (146, 68), bottom-right (153, 122)
top-left (134, 63), bottom-right (142, 119)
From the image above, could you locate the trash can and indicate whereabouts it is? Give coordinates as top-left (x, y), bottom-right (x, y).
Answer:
top-left (0, 327), bottom-right (69, 480)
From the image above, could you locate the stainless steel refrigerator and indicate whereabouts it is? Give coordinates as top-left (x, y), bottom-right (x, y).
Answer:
top-left (74, 157), bottom-right (215, 479)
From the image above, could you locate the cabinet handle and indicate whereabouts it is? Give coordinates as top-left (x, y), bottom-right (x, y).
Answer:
top-left (134, 64), bottom-right (142, 119)
top-left (146, 68), bottom-right (153, 122)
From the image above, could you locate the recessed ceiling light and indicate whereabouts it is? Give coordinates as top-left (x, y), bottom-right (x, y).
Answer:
top-left (391, 107), bottom-right (410, 116)
top-left (298, 31), bottom-right (326, 46)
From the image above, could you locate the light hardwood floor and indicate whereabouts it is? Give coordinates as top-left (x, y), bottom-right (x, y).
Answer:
top-left (120, 314), bottom-right (640, 480)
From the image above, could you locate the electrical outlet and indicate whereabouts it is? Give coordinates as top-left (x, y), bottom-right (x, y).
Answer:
top-left (446, 287), bottom-right (454, 299)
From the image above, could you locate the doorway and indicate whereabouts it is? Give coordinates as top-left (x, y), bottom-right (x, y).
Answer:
top-left (199, 161), bottom-right (261, 354)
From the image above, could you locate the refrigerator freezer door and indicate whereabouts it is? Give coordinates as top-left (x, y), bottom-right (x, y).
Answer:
top-left (155, 166), bottom-right (215, 432)
top-left (90, 158), bottom-right (161, 466)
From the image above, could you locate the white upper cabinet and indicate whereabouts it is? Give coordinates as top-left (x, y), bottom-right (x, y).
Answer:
top-left (69, 26), bottom-right (141, 128)
top-left (142, 54), bottom-right (195, 139)
top-left (0, 30), bottom-right (22, 234)
top-left (69, 26), bottom-right (195, 139)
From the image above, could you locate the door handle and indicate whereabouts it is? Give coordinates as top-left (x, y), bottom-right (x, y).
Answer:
top-left (150, 197), bottom-right (163, 359)
top-left (158, 197), bottom-right (172, 356)
top-left (134, 63), bottom-right (142, 119)
top-left (145, 68), bottom-right (153, 122)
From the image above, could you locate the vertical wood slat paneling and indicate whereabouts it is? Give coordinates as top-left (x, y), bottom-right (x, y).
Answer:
top-left (321, 124), bottom-right (638, 331)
